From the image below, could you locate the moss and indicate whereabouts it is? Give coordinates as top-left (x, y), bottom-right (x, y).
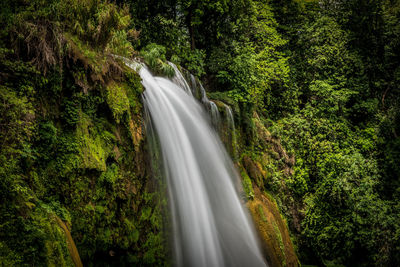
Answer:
top-left (0, 242), bottom-right (23, 266)
top-left (273, 221), bottom-right (286, 266)
top-left (106, 82), bottom-right (130, 123)
top-left (66, 34), bottom-right (102, 68)
top-left (30, 205), bottom-right (75, 266)
top-left (128, 117), bottom-right (144, 150)
top-left (0, 4), bottom-right (168, 265)
top-left (258, 204), bottom-right (268, 222)
top-left (240, 167), bottom-right (255, 199)
top-left (143, 232), bottom-right (168, 266)
top-left (50, 215), bottom-right (83, 267)
top-left (243, 154), bottom-right (266, 188)
top-left (99, 163), bottom-right (119, 184)
top-left (247, 186), bottom-right (299, 267)
top-left (124, 218), bottom-right (140, 245)
top-left (76, 112), bottom-right (114, 171)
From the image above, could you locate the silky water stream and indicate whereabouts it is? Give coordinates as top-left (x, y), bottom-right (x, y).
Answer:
top-left (128, 61), bottom-right (266, 267)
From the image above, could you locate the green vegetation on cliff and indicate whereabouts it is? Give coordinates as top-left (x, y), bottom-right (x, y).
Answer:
top-left (0, 0), bottom-right (167, 265)
top-left (1, 0), bottom-right (400, 266)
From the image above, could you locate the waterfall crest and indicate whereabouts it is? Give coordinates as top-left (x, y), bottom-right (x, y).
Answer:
top-left (137, 62), bottom-right (266, 267)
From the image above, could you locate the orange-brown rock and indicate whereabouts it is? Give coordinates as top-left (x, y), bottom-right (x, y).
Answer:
top-left (248, 187), bottom-right (299, 267)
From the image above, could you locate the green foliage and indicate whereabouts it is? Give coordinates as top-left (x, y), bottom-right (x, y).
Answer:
top-left (0, 2), bottom-right (167, 265)
top-left (205, 1), bottom-right (290, 117)
top-left (0, 86), bottom-right (36, 154)
top-left (1, 0), bottom-right (400, 266)
top-left (241, 168), bottom-right (255, 199)
top-left (0, 241), bottom-right (23, 266)
top-left (294, 15), bottom-right (366, 119)
top-left (62, 99), bottom-right (80, 126)
top-left (0, 178), bottom-right (75, 266)
top-left (180, 48), bottom-right (206, 77)
top-left (76, 113), bottom-right (111, 171)
top-left (124, 70), bottom-right (143, 115)
top-left (270, 111), bottom-right (400, 265)
top-left (59, 0), bottom-right (135, 56)
top-left (286, 158), bottom-right (309, 197)
top-left (140, 43), bottom-right (175, 77)
top-left (106, 83), bottom-right (130, 123)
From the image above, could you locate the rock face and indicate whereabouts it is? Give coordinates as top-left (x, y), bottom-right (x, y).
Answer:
top-left (0, 33), bottom-right (298, 265)
top-left (202, 90), bottom-right (300, 267)
top-left (205, 107), bottom-right (300, 267)
top-left (248, 187), bottom-right (298, 267)
top-left (54, 216), bottom-right (83, 267)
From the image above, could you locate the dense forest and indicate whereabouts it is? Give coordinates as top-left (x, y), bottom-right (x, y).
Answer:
top-left (0, 0), bottom-right (399, 266)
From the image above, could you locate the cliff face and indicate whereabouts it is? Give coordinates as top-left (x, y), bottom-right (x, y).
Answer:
top-left (209, 97), bottom-right (299, 267)
top-left (240, 122), bottom-right (299, 267)
top-left (238, 116), bottom-right (299, 267)
top-left (1, 57), bottom-right (169, 266)
top-left (248, 188), bottom-right (298, 267)
top-left (0, 2), bottom-right (298, 264)
top-left (0, 50), bottom-right (298, 267)
top-left (0, 18), bottom-right (169, 265)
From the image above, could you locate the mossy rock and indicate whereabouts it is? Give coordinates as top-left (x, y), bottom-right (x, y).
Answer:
top-left (243, 155), bottom-right (266, 188)
top-left (106, 82), bottom-right (130, 123)
top-left (76, 112), bottom-right (115, 171)
top-left (247, 187), bottom-right (299, 267)
top-left (53, 216), bottom-right (83, 267)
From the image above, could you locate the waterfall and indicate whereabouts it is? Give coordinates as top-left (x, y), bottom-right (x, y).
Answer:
top-left (135, 62), bottom-right (266, 267)
top-left (180, 67), bottom-right (221, 129)
top-left (224, 103), bottom-right (237, 159)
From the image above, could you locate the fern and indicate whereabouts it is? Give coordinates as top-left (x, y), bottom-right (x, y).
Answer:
top-left (140, 43), bottom-right (175, 77)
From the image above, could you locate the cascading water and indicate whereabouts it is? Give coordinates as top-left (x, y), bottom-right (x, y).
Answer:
top-left (182, 68), bottom-right (221, 129)
top-left (133, 61), bottom-right (266, 267)
top-left (224, 103), bottom-right (237, 159)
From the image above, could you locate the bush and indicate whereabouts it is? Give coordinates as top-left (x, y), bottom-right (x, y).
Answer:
top-left (140, 43), bottom-right (175, 77)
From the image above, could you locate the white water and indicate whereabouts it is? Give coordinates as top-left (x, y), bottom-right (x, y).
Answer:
top-left (224, 103), bottom-right (237, 159)
top-left (138, 63), bottom-right (266, 267)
